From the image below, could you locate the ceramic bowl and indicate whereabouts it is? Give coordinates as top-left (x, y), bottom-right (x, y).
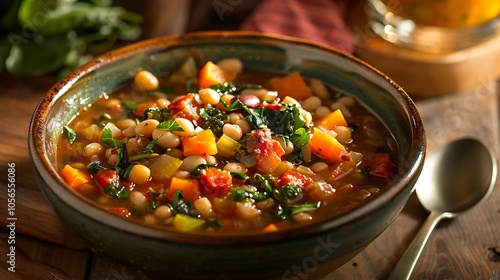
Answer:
top-left (29, 31), bottom-right (425, 280)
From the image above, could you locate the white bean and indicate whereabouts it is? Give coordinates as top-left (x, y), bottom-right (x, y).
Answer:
top-left (134, 70), bottom-right (159, 91)
top-left (105, 98), bottom-right (121, 110)
top-left (115, 118), bottom-right (137, 130)
top-left (180, 156), bottom-right (206, 171)
top-left (152, 129), bottom-right (180, 148)
top-left (228, 112), bottom-right (244, 124)
top-left (128, 164), bottom-right (151, 185)
top-left (315, 106), bottom-right (331, 119)
top-left (281, 96), bottom-right (300, 106)
top-left (235, 119), bottom-right (252, 135)
top-left (173, 118), bottom-right (194, 137)
top-left (129, 191), bottom-right (148, 211)
top-left (309, 78), bottom-right (330, 99)
top-left (223, 162), bottom-right (247, 173)
top-left (333, 126), bottom-right (352, 144)
top-left (155, 205), bottom-right (172, 219)
top-left (156, 98), bottom-right (170, 108)
top-left (217, 58), bottom-right (243, 74)
top-left (222, 124), bottom-right (243, 141)
top-left (135, 119), bottom-right (159, 138)
top-left (193, 197), bottom-right (214, 218)
top-left (221, 94), bottom-right (235, 106)
top-left (293, 212), bottom-right (312, 222)
top-left (165, 148), bottom-right (184, 159)
top-left (122, 125), bottom-right (137, 138)
top-left (301, 96), bottom-right (322, 112)
top-left (173, 170), bottom-right (191, 178)
top-left (240, 88), bottom-right (278, 102)
top-left (330, 102), bottom-right (351, 118)
top-left (83, 143), bottom-right (103, 157)
top-left (337, 96), bottom-right (356, 107)
top-left (235, 201), bottom-right (261, 219)
top-left (144, 213), bottom-right (157, 224)
top-left (103, 122), bottom-right (123, 140)
top-left (198, 88), bottom-right (220, 105)
top-left (205, 155), bottom-right (217, 165)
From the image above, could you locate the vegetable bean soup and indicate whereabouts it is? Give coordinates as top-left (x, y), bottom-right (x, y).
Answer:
top-left (58, 57), bottom-right (397, 234)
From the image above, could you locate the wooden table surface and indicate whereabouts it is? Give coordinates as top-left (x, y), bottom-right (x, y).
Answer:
top-left (0, 72), bottom-right (499, 280)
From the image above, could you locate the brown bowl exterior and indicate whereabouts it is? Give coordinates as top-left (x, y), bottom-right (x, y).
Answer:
top-left (29, 31), bottom-right (425, 279)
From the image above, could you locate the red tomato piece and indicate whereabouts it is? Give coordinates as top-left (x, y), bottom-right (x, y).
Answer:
top-left (133, 101), bottom-right (157, 118)
top-left (95, 170), bottom-right (119, 189)
top-left (103, 206), bottom-right (131, 217)
top-left (264, 103), bottom-right (281, 111)
top-left (277, 170), bottom-right (313, 187)
top-left (168, 93), bottom-right (200, 122)
top-left (199, 168), bottom-right (232, 197)
top-left (368, 153), bottom-right (395, 178)
top-left (256, 140), bottom-right (283, 173)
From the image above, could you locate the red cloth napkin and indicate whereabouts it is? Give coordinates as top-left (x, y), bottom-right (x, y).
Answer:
top-left (240, 0), bottom-right (355, 54)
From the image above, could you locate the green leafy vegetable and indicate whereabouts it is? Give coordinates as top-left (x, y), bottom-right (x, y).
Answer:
top-left (156, 120), bottom-right (184, 131)
top-left (104, 182), bottom-right (129, 199)
top-left (230, 172), bottom-right (248, 181)
top-left (199, 108), bottom-right (228, 137)
top-left (228, 187), bottom-right (269, 202)
top-left (87, 161), bottom-right (102, 174)
top-left (208, 219), bottom-right (222, 229)
top-left (274, 202), bottom-right (320, 220)
top-left (100, 127), bottom-right (125, 148)
top-left (170, 190), bottom-right (198, 218)
top-left (273, 184), bottom-right (303, 204)
top-left (1, 0), bottom-right (142, 76)
top-left (63, 124), bottom-right (77, 144)
top-left (143, 134), bottom-right (162, 153)
top-left (123, 101), bottom-right (138, 112)
top-left (289, 127), bottom-right (309, 149)
top-left (144, 107), bottom-right (171, 122)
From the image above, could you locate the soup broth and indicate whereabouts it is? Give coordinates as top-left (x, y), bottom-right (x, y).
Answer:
top-left (57, 58), bottom-right (397, 233)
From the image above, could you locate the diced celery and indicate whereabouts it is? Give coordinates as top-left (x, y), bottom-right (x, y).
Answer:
top-left (217, 134), bottom-right (241, 157)
top-left (172, 214), bottom-right (205, 232)
top-left (148, 155), bottom-right (182, 180)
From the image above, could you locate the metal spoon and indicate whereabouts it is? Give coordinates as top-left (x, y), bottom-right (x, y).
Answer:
top-left (388, 138), bottom-right (497, 280)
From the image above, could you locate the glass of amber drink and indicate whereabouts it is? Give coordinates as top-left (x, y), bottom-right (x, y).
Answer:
top-left (366, 0), bottom-right (500, 53)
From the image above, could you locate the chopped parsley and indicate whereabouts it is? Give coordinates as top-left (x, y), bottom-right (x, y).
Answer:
top-left (63, 125), bottom-right (77, 144)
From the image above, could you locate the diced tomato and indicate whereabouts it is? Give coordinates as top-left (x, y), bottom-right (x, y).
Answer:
top-left (103, 206), bottom-right (131, 217)
top-left (264, 103), bottom-right (281, 111)
top-left (198, 61), bottom-right (236, 88)
top-left (256, 140), bottom-right (283, 173)
top-left (199, 168), bottom-right (232, 197)
top-left (368, 153), bottom-right (395, 178)
top-left (277, 170), bottom-right (313, 187)
top-left (168, 93), bottom-right (200, 122)
top-left (133, 101), bottom-right (157, 118)
top-left (95, 170), bottom-right (119, 189)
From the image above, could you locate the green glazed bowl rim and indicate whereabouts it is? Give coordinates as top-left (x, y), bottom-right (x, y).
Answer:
top-left (29, 30), bottom-right (426, 246)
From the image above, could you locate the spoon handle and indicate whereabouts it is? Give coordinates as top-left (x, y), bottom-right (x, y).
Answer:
top-left (387, 211), bottom-right (449, 280)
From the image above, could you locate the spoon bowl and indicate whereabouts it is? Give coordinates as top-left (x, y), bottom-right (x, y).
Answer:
top-left (388, 138), bottom-right (497, 280)
top-left (416, 138), bottom-right (497, 214)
